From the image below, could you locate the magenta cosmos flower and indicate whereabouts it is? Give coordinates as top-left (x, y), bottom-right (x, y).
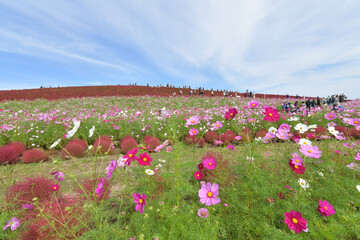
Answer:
top-left (137, 152), bottom-right (152, 166)
top-left (203, 157), bottom-right (217, 170)
top-left (50, 171), bottom-right (65, 181)
top-left (2, 217), bottom-right (20, 231)
top-left (189, 128), bottom-right (199, 136)
top-left (262, 107), bottom-right (280, 122)
top-left (318, 199), bottom-right (336, 217)
top-left (197, 208), bottom-right (209, 218)
top-left (300, 144), bottom-right (322, 158)
top-left (125, 148), bottom-right (139, 165)
top-left (106, 159), bottom-right (118, 180)
top-left (198, 182), bottom-right (221, 206)
top-left (248, 100), bottom-right (260, 108)
top-left (227, 145), bottom-right (234, 150)
top-left (284, 210), bottom-right (308, 233)
top-left (133, 193), bottom-right (147, 214)
top-left (194, 171), bottom-right (202, 180)
top-left (51, 184), bottom-right (60, 191)
top-left (224, 108), bottom-right (238, 120)
top-left (95, 178), bottom-right (105, 197)
top-left (289, 160), bottom-right (306, 174)
top-left (235, 135), bottom-right (242, 141)
top-left (186, 116), bottom-right (200, 126)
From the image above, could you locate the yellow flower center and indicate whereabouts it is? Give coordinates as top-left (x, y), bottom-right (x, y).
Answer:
top-left (191, 120), bottom-right (195, 123)
top-left (269, 113), bottom-right (273, 117)
top-left (193, 131), bottom-right (196, 134)
top-left (208, 162), bottom-right (212, 166)
top-left (355, 121), bottom-right (358, 124)
top-left (230, 113), bottom-right (233, 116)
top-left (139, 199), bottom-right (143, 204)
top-left (202, 212), bottom-right (206, 216)
top-left (295, 160), bottom-right (299, 163)
top-left (216, 124), bottom-right (219, 127)
top-left (143, 158), bottom-right (147, 161)
top-left (329, 115), bottom-right (332, 118)
top-left (301, 182), bottom-right (304, 185)
top-left (308, 150), bottom-right (312, 153)
top-left (129, 154), bottom-right (133, 157)
top-left (252, 103), bottom-right (255, 106)
top-left (324, 206), bottom-right (327, 210)
top-left (207, 192), bottom-right (213, 197)
top-left (197, 174), bottom-right (200, 177)
top-left (292, 218), bottom-right (298, 224)
top-left (295, 165), bottom-right (298, 169)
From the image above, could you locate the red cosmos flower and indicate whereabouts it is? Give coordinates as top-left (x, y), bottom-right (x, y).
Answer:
top-left (224, 108), bottom-right (238, 120)
top-left (124, 148), bottom-right (139, 165)
top-left (137, 152), bottom-right (152, 166)
top-left (289, 160), bottom-right (306, 174)
top-left (284, 210), bottom-right (308, 233)
top-left (318, 199), bottom-right (336, 217)
top-left (51, 184), bottom-right (60, 191)
top-left (194, 171), bottom-right (202, 180)
top-left (262, 107), bottom-right (280, 122)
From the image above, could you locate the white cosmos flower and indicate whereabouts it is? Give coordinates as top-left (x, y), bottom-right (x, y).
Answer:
top-left (289, 117), bottom-right (299, 121)
top-left (299, 138), bottom-right (312, 146)
top-left (145, 169), bottom-right (155, 175)
top-left (298, 178), bottom-right (309, 190)
top-left (66, 120), bottom-right (81, 138)
top-left (89, 126), bottom-right (95, 138)
top-left (294, 123), bottom-right (309, 133)
top-left (268, 127), bottom-right (277, 133)
top-left (357, 185), bottom-right (360, 192)
top-left (309, 125), bottom-right (317, 132)
top-left (328, 126), bottom-right (339, 136)
top-left (49, 138), bottom-right (61, 149)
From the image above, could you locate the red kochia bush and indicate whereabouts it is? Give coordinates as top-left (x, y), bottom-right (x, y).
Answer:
top-left (256, 129), bottom-right (267, 138)
top-left (351, 127), bottom-right (360, 139)
top-left (92, 135), bottom-right (114, 154)
top-left (241, 127), bottom-right (252, 143)
top-left (198, 138), bottom-right (206, 147)
top-left (120, 135), bottom-right (138, 153)
top-left (204, 130), bottom-right (219, 143)
top-left (0, 144), bottom-right (19, 164)
top-left (315, 126), bottom-right (327, 136)
top-left (61, 139), bottom-right (87, 158)
top-left (335, 126), bottom-right (351, 137)
top-left (75, 178), bottom-right (111, 202)
top-left (20, 196), bottom-right (88, 240)
top-left (185, 134), bottom-right (198, 145)
top-left (7, 176), bottom-right (56, 207)
top-left (21, 148), bottom-right (49, 164)
top-left (223, 130), bottom-right (236, 142)
top-left (146, 136), bottom-right (161, 151)
top-left (9, 142), bottom-right (27, 155)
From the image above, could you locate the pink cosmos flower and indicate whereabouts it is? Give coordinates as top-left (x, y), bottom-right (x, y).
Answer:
top-left (355, 152), bottom-right (360, 161)
top-left (95, 178), bottom-right (105, 198)
top-left (212, 121), bottom-right (223, 130)
top-left (2, 217), bottom-right (20, 231)
top-left (203, 157), bottom-right (217, 170)
top-left (224, 108), bottom-right (238, 120)
top-left (299, 144), bottom-right (322, 158)
top-left (106, 159), bottom-right (118, 180)
top-left (186, 116), bottom-right (199, 126)
top-left (350, 118), bottom-right (360, 126)
top-left (194, 171), bottom-right (202, 180)
top-left (347, 162), bottom-right (359, 170)
top-left (248, 100), bottom-right (260, 108)
top-left (291, 156), bottom-right (304, 166)
top-left (197, 208), bottom-right (209, 218)
top-left (189, 128), bottom-right (199, 136)
top-left (50, 171), bottom-right (65, 181)
top-left (124, 148), bottom-right (139, 165)
top-left (284, 210), bottom-right (308, 233)
top-left (293, 135), bottom-right (301, 143)
top-left (279, 123), bottom-right (291, 132)
top-left (227, 145), bottom-right (234, 150)
top-left (235, 135), bottom-right (242, 141)
top-left (166, 146), bottom-right (172, 152)
top-left (198, 182), bottom-right (221, 206)
top-left (276, 131), bottom-right (289, 140)
top-left (214, 140), bottom-right (223, 146)
top-left (263, 107), bottom-right (280, 122)
top-left (318, 199), bottom-right (336, 217)
top-left (325, 112), bottom-right (336, 120)
top-left (137, 152), bottom-right (152, 166)
top-left (265, 132), bottom-right (275, 139)
top-left (22, 204), bottom-right (33, 210)
top-left (133, 193), bottom-right (147, 214)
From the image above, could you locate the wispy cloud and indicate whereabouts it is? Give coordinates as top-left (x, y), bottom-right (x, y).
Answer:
top-left (0, 0), bottom-right (359, 98)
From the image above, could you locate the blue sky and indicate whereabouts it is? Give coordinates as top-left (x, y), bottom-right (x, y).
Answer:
top-left (1, 1), bottom-right (360, 99)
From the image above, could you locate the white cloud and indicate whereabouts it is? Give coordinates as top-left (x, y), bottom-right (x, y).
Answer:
top-left (0, 0), bottom-right (359, 98)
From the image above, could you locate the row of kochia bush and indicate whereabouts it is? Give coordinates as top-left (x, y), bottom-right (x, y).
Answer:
top-left (1, 125), bottom-right (359, 165)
